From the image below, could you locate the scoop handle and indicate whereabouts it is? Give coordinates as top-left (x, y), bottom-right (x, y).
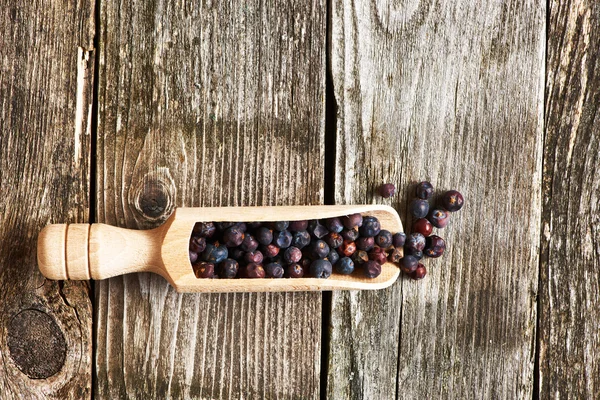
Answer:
top-left (37, 223), bottom-right (165, 280)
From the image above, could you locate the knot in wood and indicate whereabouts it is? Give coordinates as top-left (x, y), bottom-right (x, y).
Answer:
top-left (7, 309), bottom-right (66, 379)
top-left (132, 170), bottom-right (175, 224)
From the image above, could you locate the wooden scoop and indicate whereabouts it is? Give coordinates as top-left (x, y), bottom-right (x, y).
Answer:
top-left (37, 205), bottom-right (403, 293)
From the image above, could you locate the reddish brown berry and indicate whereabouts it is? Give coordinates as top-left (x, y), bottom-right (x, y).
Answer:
top-left (410, 264), bottom-right (426, 280)
top-left (245, 263), bottom-right (265, 278)
top-left (412, 218), bottom-right (433, 237)
top-left (442, 190), bottom-right (464, 212)
top-left (368, 246), bottom-right (388, 265)
top-left (379, 183), bottom-right (396, 198)
top-left (339, 240), bottom-right (357, 257)
top-left (286, 263), bottom-right (304, 278)
top-left (193, 261), bottom-right (215, 278)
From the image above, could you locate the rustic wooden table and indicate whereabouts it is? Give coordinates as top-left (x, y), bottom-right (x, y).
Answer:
top-left (1, 0), bottom-right (598, 398)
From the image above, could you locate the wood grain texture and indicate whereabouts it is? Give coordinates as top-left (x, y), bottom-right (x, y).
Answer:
top-left (95, 0), bottom-right (325, 397)
top-left (540, 1), bottom-right (600, 398)
top-left (0, 0), bottom-right (94, 398)
top-left (327, 0), bottom-right (545, 398)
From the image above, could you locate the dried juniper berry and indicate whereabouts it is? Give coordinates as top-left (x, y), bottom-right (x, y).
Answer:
top-left (193, 222), bottom-right (216, 238)
top-left (262, 244), bottom-right (280, 258)
top-left (189, 236), bottom-right (207, 253)
top-left (289, 220), bottom-right (309, 232)
top-left (341, 228), bottom-right (360, 242)
top-left (368, 246), bottom-right (388, 265)
top-left (399, 255), bottom-right (419, 273)
top-left (412, 218), bottom-right (433, 237)
top-left (364, 260), bottom-right (382, 278)
top-left (326, 249), bottom-right (340, 266)
top-left (189, 251), bottom-right (199, 264)
top-left (342, 213), bottom-right (363, 229)
top-left (193, 261), bottom-right (215, 278)
top-left (388, 247), bottom-right (403, 263)
top-left (410, 263), bottom-right (427, 280)
top-left (335, 257), bottom-right (354, 275)
top-left (222, 225), bottom-right (245, 247)
top-left (269, 221), bottom-right (289, 231)
top-left (310, 259), bottom-right (333, 279)
top-left (233, 222), bottom-right (247, 232)
top-left (240, 234), bottom-right (259, 252)
top-left (244, 263), bottom-right (265, 278)
top-left (392, 232), bottom-right (406, 248)
top-left (424, 235), bottom-right (446, 258)
top-left (406, 233), bottom-right (426, 252)
top-left (273, 230), bottom-right (293, 248)
top-left (244, 251), bottom-right (264, 265)
top-left (442, 190), bottom-right (464, 212)
top-left (359, 216), bottom-right (381, 237)
top-left (219, 259), bottom-right (239, 279)
top-left (375, 230), bottom-right (393, 249)
top-left (291, 230), bottom-right (311, 249)
top-left (215, 222), bottom-right (235, 231)
top-left (405, 249), bottom-right (423, 260)
top-left (409, 199), bottom-right (430, 219)
top-left (310, 240), bottom-right (330, 259)
top-left (201, 242), bottom-right (228, 264)
top-left (428, 209), bottom-right (450, 228)
top-left (379, 183), bottom-right (396, 198)
top-left (416, 181), bottom-right (434, 200)
top-left (325, 232), bottom-right (344, 249)
top-left (286, 263), bottom-right (304, 278)
top-left (308, 220), bottom-right (329, 239)
top-left (255, 227), bottom-right (274, 246)
top-left (339, 240), bottom-right (357, 257)
top-left (230, 247), bottom-right (245, 261)
top-left (264, 262), bottom-right (284, 278)
top-left (283, 246), bottom-right (302, 264)
top-left (352, 250), bottom-right (369, 266)
top-left (325, 217), bottom-right (344, 233)
top-left (355, 236), bottom-right (375, 252)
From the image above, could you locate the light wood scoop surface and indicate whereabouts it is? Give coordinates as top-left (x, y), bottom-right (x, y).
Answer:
top-left (37, 205), bottom-right (403, 293)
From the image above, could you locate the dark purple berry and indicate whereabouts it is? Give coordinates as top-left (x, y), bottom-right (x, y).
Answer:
top-left (255, 227), bottom-right (274, 246)
top-left (310, 240), bottom-right (330, 259)
top-left (341, 228), bottom-right (360, 242)
top-left (240, 234), bottom-right (259, 252)
top-left (189, 251), bottom-right (199, 264)
top-left (310, 259), bottom-right (333, 279)
top-left (189, 236), bottom-right (207, 253)
top-left (355, 236), bottom-right (375, 251)
top-left (442, 190), bottom-right (464, 212)
top-left (245, 263), bottom-right (265, 278)
top-left (335, 257), bottom-right (354, 275)
top-left (286, 263), bottom-right (304, 278)
top-left (406, 233), bottom-right (426, 252)
top-left (193, 261), bottom-right (215, 278)
top-left (359, 216), bottom-right (381, 237)
top-left (405, 249), bottom-right (423, 260)
top-left (244, 251), bottom-right (264, 264)
top-left (410, 263), bottom-right (426, 280)
top-left (392, 232), bottom-right (406, 248)
top-left (269, 221), bottom-right (289, 231)
top-left (326, 249), bottom-right (340, 266)
top-left (325, 217), bottom-right (344, 233)
top-left (201, 242), bottom-right (228, 264)
top-left (325, 232), bottom-right (344, 249)
top-left (388, 247), bottom-right (403, 263)
top-left (233, 222), bottom-right (247, 232)
top-left (289, 220), bottom-right (309, 232)
top-left (424, 235), bottom-right (446, 258)
top-left (416, 181), bottom-right (434, 200)
top-left (412, 218), bottom-right (433, 237)
top-left (215, 222), bottom-right (235, 231)
top-left (352, 250), bottom-right (369, 266)
top-left (379, 183), bottom-right (396, 198)
top-left (273, 230), bottom-right (293, 248)
top-left (193, 222), bottom-right (216, 238)
top-left (291, 230), bottom-right (311, 249)
top-left (409, 199), bottom-right (430, 219)
top-left (399, 255), bottom-right (418, 273)
top-left (364, 260), bottom-right (382, 278)
top-left (219, 259), bottom-right (239, 279)
top-left (308, 220), bottom-right (329, 239)
top-left (339, 240), bottom-right (357, 257)
top-left (248, 222), bottom-right (262, 229)
top-left (222, 226), bottom-right (245, 247)
top-left (368, 246), bottom-right (387, 265)
top-left (428, 209), bottom-right (450, 228)
top-left (341, 213), bottom-right (363, 229)
top-left (284, 246), bottom-right (302, 264)
top-left (375, 230), bottom-right (393, 249)
top-left (262, 244), bottom-right (280, 258)
top-left (265, 262), bottom-right (284, 278)
top-left (230, 247), bottom-right (245, 261)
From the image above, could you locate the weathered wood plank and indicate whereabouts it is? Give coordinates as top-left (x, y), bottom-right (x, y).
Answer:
top-left (327, 0), bottom-right (545, 398)
top-left (540, 1), bottom-right (600, 398)
top-left (0, 0), bottom-right (95, 398)
top-left (95, 0), bottom-right (325, 398)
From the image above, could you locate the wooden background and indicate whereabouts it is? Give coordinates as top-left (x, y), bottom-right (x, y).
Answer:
top-left (0, 0), bottom-right (598, 399)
